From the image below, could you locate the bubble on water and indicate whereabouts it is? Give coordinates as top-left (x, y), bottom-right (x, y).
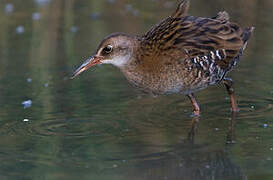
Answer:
top-left (27, 78), bottom-right (32, 83)
top-left (251, 105), bottom-right (255, 109)
top-left (32, 12), bottom-right (41, 20)
top-left (70, 26), bottom-right (78, 33)
top-left (5, 3), bottom-right (14, 13)
top-left (22, 100), bottom-right (32, 109)
top-left (23, 119), bottom-right (29, 122)
top-left (215, 128), bottom-right (219, 131)
top-left (90, 12), bottom-right (100, 20)
top-left (113, 164), bottom-right (118, 168)
top-left (264, 124), bottom-right (268, 128)
top-left (16, 26), bottom-right (25, 34)
top-left (270, 148), bottom-right (273, 151)
top-left (34, 0), bottom-right (51, 6)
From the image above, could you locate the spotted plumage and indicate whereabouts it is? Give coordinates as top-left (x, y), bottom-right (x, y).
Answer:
top-left (72, 0), bottom-right (254, 115)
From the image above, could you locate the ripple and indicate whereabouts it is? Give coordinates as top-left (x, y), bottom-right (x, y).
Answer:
top-left (0, 117), bottom-right (119, 139)
top-left (236, 97), bottom-right (273, 120)
top-left (27, 118), bottom-right (97, 138)
top-left (191, 89), bottom-right (273, 120)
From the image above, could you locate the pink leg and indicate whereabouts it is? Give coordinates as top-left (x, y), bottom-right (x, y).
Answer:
top-left (223, 78), bottom-right (239, 112)
top-left (187, 93), bottom-right (200, 116)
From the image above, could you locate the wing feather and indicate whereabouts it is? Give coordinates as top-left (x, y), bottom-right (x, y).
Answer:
top-left (142, 1), bottom-right (253, 71)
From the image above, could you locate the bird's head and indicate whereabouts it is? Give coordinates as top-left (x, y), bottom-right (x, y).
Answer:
top-left (71, 33), bottom-right (138, 79)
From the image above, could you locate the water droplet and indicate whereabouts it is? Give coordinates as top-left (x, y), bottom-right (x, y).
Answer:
top-left (27, 78), bottom-right (32, 83)
top-left (90, 12), bottom-right (100, 20)
top-left (205, 165), bottom-right (210, 169)
top-left (264, 124), bottom-right (268, 128)
top-left (70, 26), bottom-right (78, 33)
top-left (251, 105), bottom-right (255, 109)
top-left (16, 26), bottom-right (25, 34)
top-left (22, 100), bottom-right (32, 109)
top-left (23, 119), bottom-right (29, 122)
top-left (113, 164), bottom-right (118, 168)
top-left (5, 3), bottom-right (14, 13)
top-left (44, 83), bottom-right (49, 87)
top-left (34, 0), bottom-right (51, 6)
top-left (215, 128), bottom-right (219, 131)
top-left (32, 12), bottom-right (41, 20)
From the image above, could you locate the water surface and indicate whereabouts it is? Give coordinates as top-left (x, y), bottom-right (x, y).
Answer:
top-left (0, 0), bottom-right (273, 179)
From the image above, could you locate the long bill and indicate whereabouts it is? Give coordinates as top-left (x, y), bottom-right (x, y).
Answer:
top-left (71, 55), bottom-right (103, 79)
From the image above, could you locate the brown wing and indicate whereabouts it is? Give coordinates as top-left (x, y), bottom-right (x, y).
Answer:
top-left (172, 16), bottom-right (252, 70)
top-left (143, 0), bottom-right (254, 71)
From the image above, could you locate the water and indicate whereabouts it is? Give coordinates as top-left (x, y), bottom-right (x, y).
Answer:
top-left (0, 0), bottom-right (272, 179)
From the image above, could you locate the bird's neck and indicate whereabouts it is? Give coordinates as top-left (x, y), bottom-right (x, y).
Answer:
top-left (118, 37), bottom-right (159, 89)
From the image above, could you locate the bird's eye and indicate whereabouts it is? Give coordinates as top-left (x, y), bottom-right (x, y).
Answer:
top-left (103, 45), bottom-right (113, 54)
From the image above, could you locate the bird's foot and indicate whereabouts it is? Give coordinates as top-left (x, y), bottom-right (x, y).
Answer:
top-left (231, 107), bottom-right (240, 113)
top-left (190, 110), bottom-right (200, 117)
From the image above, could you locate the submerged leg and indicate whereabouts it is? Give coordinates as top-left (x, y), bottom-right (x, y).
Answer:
top-left (188, 116), bottom-right (199, 142)
top-left (223, 78), bottom-right (239, 112)
top-left (226, 111), bottom-right (237, 144)
top-left (187, 93), bottom-right (200, 116)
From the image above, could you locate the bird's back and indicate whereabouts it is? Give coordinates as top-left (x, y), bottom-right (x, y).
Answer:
top-left (123, 0), bottom-right (254, 95)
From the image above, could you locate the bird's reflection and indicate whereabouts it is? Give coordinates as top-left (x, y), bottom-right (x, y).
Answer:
top-left (187, 115), bottom-right (200, 142)
top-left (226, 112), bottom-right (237, 144)
top-left (187, 112), bottom-right (237, 144)
top-left (115, 112), bottom-right (242, 180)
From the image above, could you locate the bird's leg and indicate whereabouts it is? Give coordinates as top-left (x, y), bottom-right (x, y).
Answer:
top-left (226, 111), bottom-right (237, 144)
top-left (223, 78), bottom-right (239, 112)
top-left (187, 93), bottom-right (200, 116)
top-left (188, 116), bottom-right (199, 142)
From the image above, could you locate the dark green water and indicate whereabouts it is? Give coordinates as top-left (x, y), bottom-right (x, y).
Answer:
top-left (0, 0), bottom-right (272, 179)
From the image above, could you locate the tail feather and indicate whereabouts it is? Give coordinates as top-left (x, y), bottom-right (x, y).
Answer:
top-left (212, 11), bottom-right (230, 22)
top-left (172, 0), bottom-right (190, 18)
top-left (242, 27), bottom-right (255, 43)
top-left (226, 27), bottom-right (254, 72)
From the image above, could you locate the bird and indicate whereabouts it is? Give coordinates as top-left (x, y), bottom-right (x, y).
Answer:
top-left (71, 0), bottom-right (254, 116)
